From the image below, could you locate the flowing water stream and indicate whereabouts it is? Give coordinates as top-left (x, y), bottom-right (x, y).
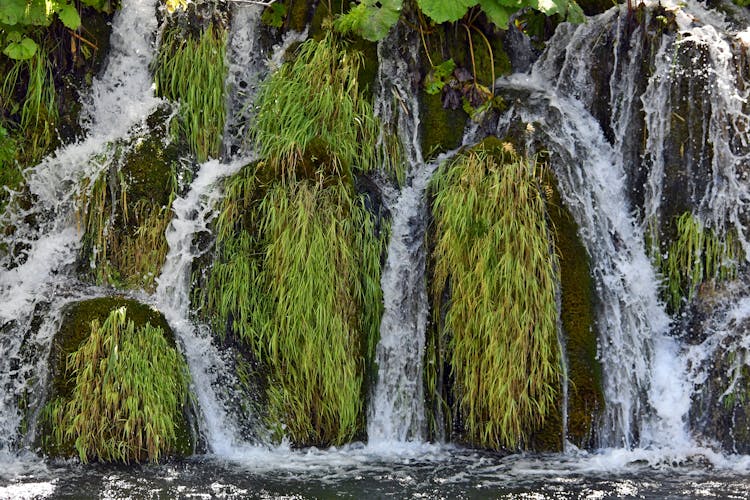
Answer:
top-left (5, 0), bottom-right (750, 496)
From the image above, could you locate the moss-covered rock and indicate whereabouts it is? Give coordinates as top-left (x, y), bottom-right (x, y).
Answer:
top-left (41, 297), bottom-right (195, 462)
top-left (546, 171), bottom-right (604, 450)
top-left (417, 15), bottom-right (512, 159)
top-left (77, 108), bottom-right (179, 291)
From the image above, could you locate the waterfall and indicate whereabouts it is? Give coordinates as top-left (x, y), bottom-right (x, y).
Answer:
top-left (0, 0), bottom-right (162, 451)
top-left (495, 0), bottom-right (750, 453)
top-left (153, 5), bottom-right (302, 453)
top-left (154, 158), bottom-right (247, 454)
top-left (367, 21), bottom-right (428, 445)
top-left (497, 79), bottom-right (680, 448)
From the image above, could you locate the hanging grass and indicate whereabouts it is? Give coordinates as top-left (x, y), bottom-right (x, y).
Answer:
top-left (154, 23), bottom-right (227, 162)
top-left (44, 306), bottom-right (191, 463)
top-left (197, 31), bottom-right (391, 445)
top-left (202, 175), bottom-right (384, 445)
top-left (430, 143), bottom-right (561, 450)
top-left (1, 50), bottom-right (58, 165)
top-left (250, 32), bottom-right (389, 182)
top-left (77, 164), bottom-right (176, 292)
top-left (651, 212), bottom-right (740, 312)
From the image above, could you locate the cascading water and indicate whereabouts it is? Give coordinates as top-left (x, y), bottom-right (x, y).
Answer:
top-left (9, 0), bottom-right (750, 494)
top-left (366, 21), bottom-right (434, 445)
top-left (154, 158), bottom-right (247, 453)
top-left (495, 0), bottom-right (750, 456)
top-left (152, 3), bottom-right (284, 453)
top-left (0, 0), bottom-right (162, 452)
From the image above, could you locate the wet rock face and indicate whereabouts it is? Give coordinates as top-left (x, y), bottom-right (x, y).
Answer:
top-left (41, 297), bottom-right (196, 461)
top-left (684, 285), bottom-right (750, 454)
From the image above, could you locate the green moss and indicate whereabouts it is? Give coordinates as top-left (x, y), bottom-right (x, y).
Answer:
top-left (544, 169), bottom-right (603, 450)
top-left (0, 125), bottom-right (21, 214)
top-left (42, 298), bottom-right (193, 462)
top-left (419, 91), bottom-right (468, 159)
top-left (429, 137), bottom-right (561, 451)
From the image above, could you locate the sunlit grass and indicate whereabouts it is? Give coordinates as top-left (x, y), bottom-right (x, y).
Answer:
top-left (430, 145), bottom-right (560, 450)
top-left (650, 212), bottom-right (740, 312)
top-left (155, 23), bottom-right (227, 162)
top-left (250, 32), bottom-right (393, 182)
top-left (45, 307), bottom-right (190, 463)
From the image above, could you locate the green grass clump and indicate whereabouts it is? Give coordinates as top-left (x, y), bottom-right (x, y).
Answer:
top-left (155, 23), bottom-right (227, 162)
top-left (1, 50), bottom-right (58, 168)
top-left (651, 212), bottom-right (739, 312)
top-left (78, 166), bottom-right (176, 292)
top-left (250, 32), bottom-right (385, 182)
top-left (203, 175), bottom-right (383, 446)
top-left (45, 306), bottom-right (190, 463)
top-left (198, 32), bottom-right (390, 446)
top-left (430, 144), bottom-right (561, 450)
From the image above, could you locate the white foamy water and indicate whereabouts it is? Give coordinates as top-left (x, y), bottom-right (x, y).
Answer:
top-left (367, 20), bottom-right (430, 445)
top-left (0, 0), bottom-right (162, 451)
top-left (154, 158), bottom-right (248, 454)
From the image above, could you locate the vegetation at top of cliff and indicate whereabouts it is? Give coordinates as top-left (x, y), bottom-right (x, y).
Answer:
top-left (430, 142), bottom-right (561, 450)
top-left (199, 33), bottom-right (387, 446)
top-left (155, 22), bottom-right (227, 162)
top-left (44, 306), bottom-right (190, 463)
top-left (336, 0), bottom-right (584, 41)
top-left (249, 32), bottom-right (389, 182)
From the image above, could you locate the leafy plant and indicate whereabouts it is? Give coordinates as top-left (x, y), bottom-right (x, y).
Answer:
top-left (424, 58), bottom-right (456, 95)
top-left (77, 137), bottom-right (177, 292)
top-left (336, 0), bottom-right (584, 42)
top-left (261, 1), bottom-right (287, 27)
top-left (430, 143), bottom-right (561, 450)
top-left (45, 306), bottom-right (190, 463)
top-left (0, 0), bottom-right (111, 60)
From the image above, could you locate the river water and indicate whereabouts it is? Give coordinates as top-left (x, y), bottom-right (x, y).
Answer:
top-left (3, 447), bottom-right (750, 498)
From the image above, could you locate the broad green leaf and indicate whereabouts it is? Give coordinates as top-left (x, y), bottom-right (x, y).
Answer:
top-left (0, 0), bottom-right (26, 25)
top-left (417, 0), bottom-right (478, 24)
top-left (336, 0), bottom-right (401, 42)
top-left (362, 0), bottom-right (402, 42)
top-left (478, 0), bottom-right (515, 27)
top-left (56, 3), bottom-right (81, 29)
top-left (566, 1), bottom-right (585, 23)
top-left (536, 0), bottom-right (565, 16)
top-left (3, 36), bottom-right (38, 60)
top-left (261, 2), bottom-right (286, 28)
top-left (6, 30), bottom-right (21, 43)
top-left (26, 0), bottom-right (51, 26)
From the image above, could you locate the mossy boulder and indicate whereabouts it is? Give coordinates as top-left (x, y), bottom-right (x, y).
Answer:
top-left (545, 171), bottom-right (604, 449)
top-left (41, 297), bottom-right (195, 462)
